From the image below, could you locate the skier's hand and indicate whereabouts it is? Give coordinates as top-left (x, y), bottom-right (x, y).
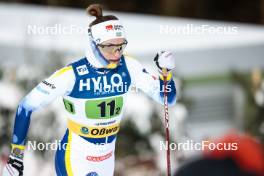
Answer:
top-left (2, 146), bottom-right (24, 176)
top-left (154, 51), bottom-right (176, 72)
top-left (2, 155), bottom-right (24, 176)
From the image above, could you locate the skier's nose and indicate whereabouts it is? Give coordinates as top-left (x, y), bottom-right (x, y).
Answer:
top-left (113, 50), bottom-right (122, 58)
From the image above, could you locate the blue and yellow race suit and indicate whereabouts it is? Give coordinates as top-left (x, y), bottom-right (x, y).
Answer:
top-left (11, 46), bottom-right (176, 176)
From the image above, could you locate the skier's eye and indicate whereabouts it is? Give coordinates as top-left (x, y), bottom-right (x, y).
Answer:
top-left (99, 40), bottom-right (128, 48)
top-left (98, 41), bottom-right (128, 54)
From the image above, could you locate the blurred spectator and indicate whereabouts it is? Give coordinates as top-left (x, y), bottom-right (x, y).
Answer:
top-left (174, 132), bottom-right (264, 176)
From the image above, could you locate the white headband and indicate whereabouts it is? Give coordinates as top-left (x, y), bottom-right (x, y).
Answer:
top-left (90, 20), bottom-right (126, 44)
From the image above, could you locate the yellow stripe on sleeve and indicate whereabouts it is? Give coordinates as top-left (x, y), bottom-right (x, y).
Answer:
top-left (51, 66), bottom-right (73, 78)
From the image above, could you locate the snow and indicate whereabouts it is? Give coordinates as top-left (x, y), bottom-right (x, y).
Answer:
top-left (255, 81), bottom-right (264, 107)
top-left (24, 150), bottom-right (56, 176)
top-left (124, 92), bottom-right (154, 134)
top-left (0, 3), bottom-right (264, 55)
top-left (255, 90), bottom-right (264, 107)
top-left (0, 81), bottom-right (23, 109)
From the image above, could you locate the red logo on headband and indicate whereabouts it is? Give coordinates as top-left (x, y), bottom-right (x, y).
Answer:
top-left (106, 25), bottom-right (113, 31)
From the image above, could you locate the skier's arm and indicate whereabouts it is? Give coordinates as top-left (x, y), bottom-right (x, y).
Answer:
top-left (125, 53), bottom-right (176, 106)
top-left (3, 66), bottom-right (75, 176)
top-left (12, 66), bottom-right (75, 147)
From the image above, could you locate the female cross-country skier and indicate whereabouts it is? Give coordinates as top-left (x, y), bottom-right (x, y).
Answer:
top-left (3, 4), bottom-right (176, 176)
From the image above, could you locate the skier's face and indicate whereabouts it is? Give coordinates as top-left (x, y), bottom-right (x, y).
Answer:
top-left (98, 38), bottom-right (127, 63)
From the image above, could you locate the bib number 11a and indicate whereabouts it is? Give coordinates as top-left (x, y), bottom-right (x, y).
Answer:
top-left (85, 96), bottom-right (123, 119)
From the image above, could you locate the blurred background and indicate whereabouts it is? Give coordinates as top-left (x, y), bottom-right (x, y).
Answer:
top-left (0, 0), bottom-right (264, 176)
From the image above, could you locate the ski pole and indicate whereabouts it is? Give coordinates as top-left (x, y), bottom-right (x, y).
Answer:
top-left (162, 68), bottom-right (171, 176)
